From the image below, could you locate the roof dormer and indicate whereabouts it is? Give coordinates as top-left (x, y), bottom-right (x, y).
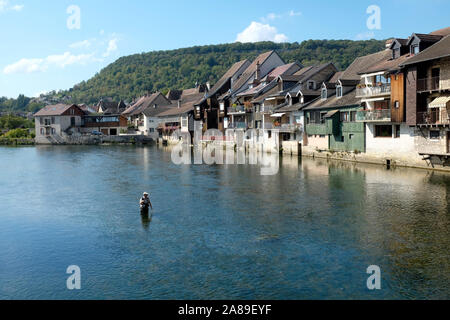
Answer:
top-left (389, 38), bottom-right (408, 59)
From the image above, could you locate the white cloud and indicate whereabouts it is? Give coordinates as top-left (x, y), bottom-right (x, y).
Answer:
top-left (236, 22), bottom-right (288, 43)
top-left (103, 38), bottom-right (118, 57)
top-left (0, 1), bottom-right (24, 12)
top-left (3, 58), bottom-right (46, 74)
top-left (355, 31), bottom-right (376, 40)
top-left (3, 52), bottom-right (99, 74)
top-left (69, 39), bottom-right (92, 49)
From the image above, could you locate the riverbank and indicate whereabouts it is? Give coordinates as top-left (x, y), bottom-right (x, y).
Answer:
top-left (302, 146), bottom-right (450, 173)
top-left (0, 138), bottom-right (35, 146)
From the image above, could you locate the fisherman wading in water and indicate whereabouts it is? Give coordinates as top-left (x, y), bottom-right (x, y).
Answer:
top-left (140, 192), bottom-right (153, 215)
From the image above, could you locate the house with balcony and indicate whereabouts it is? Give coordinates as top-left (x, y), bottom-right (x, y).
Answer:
top-left (194, 60), bottom-right (250, 132)
top-left (230, 62), bottom-right (302, 131)
top-left (155, 89), bottom-right (205, 144)
top-left (303, 80), bottom-right (365, 154)
top-left (354, 40), bottom-right (420, 163)
top-left (250, 63), bottom-right (339, 152)
top-left (401, 31), bottom-right (450, 165)
top-left (122, 92), bottom-right (172, 134)
top-left (215, 51), bottom-right (285, 133)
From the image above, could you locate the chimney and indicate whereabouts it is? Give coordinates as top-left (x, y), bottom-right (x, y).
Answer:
top-left (256, 61), bottom-right (261, 80)
top-left (206, 82), bottom-right (211, 91)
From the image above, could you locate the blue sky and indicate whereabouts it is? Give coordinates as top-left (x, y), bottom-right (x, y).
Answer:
top-left (0, 0), bottom-right (449, 98)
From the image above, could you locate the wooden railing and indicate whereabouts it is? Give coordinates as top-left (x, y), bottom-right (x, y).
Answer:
top-left (356, 109), bottom-right (391, 122)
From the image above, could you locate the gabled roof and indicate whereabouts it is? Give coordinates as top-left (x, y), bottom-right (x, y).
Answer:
top-left (401, 35), bottom-right (450, 66)
top-left (304, 89), bottom-right (360, 111)
top-left (361, 53), bottom-right (413, 74)
top-left (340, 50), bottom-right (391, 80)
top-left (231, 51), bottom-right (280, 94)
top-left (34, 104), bottom-right (80, 116)
top-left (406, 33), bottom-right (443, 46)
top-left (142, 105), bottom-right (174, 117)
top-left (237, 62), bottom-right (301, 98)
top-left (122, 92), bottom-right (171, 116)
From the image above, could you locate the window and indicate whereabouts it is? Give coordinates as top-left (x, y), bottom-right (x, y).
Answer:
top-left (395, 125), bottom-right (401, 138)
top-left (70, 108), bottom-right (75, 115)
top-left (350, 111), bottom-right (357, 122)
top-left (181, 117), bottom-right (188, 128)
top-left (430, 131), bottom-right (440, 140)
top-left (307, 80), bottom-right (316, 90)
top-left (268, 131), bottom-right (272, 139)
top-left (51, 117), bottom-right (55, 124)
top-left (375, 74), bottom-right (391, 84)
top-left (336, 85), bottom-right (343, 98)
top-left (394, 101), bottom-right (400, 109)
top-left (39, 117), bottom-right (43, 125)
top-left (340, 112), bottom-right (349, 122)
top-left (411, 45), bottom-right (419, 55)
top-left (51, 128), bottom-right (56, 135)
top-left (349, 134), bottom-right (354, 140)
top-left (321, 88), bottom-right (327, 100)
top-left (375, 125), bottom-right (393, 138)
top-left (40, 128), bottom-right (44, 135)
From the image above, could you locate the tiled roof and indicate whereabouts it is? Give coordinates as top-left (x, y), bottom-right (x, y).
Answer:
top-left (360, 53), bottom-right (413, 74)
top-left (34, 104), bottom-right (77, 116)
top-left (123, 93), bottom-right (170, 116)
top-left (158, 92), bottom-right (205, 117)
top-left (429, 27), bottom-right (450, 37)
top-left (231, 51), bottom-right (278, 94)
top-left (401, 35), bottom-right (450, 66)
top-left (340, 50), bottom-right (391, 81)
top-left (304, 89), bottom-right (360, 110)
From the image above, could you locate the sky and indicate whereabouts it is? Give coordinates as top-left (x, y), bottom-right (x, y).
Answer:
top-left (0, 0), bottom-right (449, 98)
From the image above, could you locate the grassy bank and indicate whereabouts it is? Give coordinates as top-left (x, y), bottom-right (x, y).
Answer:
top-left (0, 138), bottom-right (35, 146)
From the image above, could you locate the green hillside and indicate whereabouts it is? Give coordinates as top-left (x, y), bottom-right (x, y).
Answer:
top-left (1, 39), bottom-right (386, 112)
top-left (64, 40), bottom-right (385, 104)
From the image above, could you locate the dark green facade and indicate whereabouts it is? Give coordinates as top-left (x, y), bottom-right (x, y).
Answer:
top-left (305, 105), bottom-right (365, 152)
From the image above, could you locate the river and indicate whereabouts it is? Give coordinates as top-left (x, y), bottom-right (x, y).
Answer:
top-left (0, 145), bottom-right (449, 299)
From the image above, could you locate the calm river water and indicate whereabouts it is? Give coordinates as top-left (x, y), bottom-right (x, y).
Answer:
top-left (0, 145), bottom-right (449, 300)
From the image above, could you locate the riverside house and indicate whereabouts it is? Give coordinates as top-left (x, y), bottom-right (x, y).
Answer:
top-left (259, 63), bottom-right (339, 153)
top-left (215, 51), bottom-right (285, 133)
top-left (34, 104), bottom-right (84, 144)
top-left (401, 28), bottom-right (450, 166)
top-left (354, 42), bottom-right (417, 166)
top-left (194, 60), bottom-right (250, 131)
top-left (303, 81), bottom-right (365, 154)
top-left (156, 87), bottom-right (206, 144)
top-left (122, 92), bottom-right (172, 133)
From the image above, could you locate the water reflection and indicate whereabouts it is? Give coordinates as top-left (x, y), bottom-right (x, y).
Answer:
top-left (141, 212), bottom-right (153, 231)
top-left (0, 145), bottom-right (449, 299)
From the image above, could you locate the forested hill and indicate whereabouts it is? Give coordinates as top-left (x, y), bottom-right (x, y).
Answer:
top-left (60, 40), bottom-right (385, 104)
